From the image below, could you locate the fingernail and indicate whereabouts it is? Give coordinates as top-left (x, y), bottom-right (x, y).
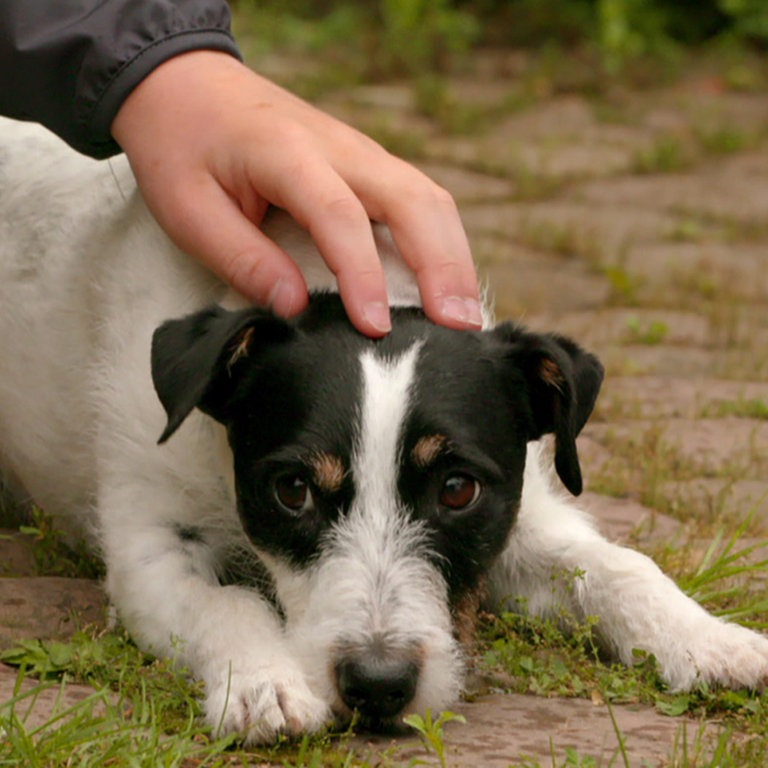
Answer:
top-left (362, 301), bottom-right (392, 334)
top-left (464, 298), bottom-right (484, 328)
top-left (439, 297), bottom-right (483, 328)
top-left (268, 278), bottom-right (300, 316)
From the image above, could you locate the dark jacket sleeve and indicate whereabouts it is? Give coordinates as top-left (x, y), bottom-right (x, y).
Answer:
top-left (0, 0), bottom-right (242, 158)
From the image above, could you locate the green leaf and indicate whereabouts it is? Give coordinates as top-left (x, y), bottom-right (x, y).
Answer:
top-left (656, 695), bottom-right (691, 716)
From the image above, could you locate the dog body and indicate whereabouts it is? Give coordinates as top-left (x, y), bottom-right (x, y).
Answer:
top-left (1, 117), bottom-right (767, 742)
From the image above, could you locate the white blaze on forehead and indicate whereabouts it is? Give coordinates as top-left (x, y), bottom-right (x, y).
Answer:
top-left (353, 343), bottom-right (422, 513)
top-left (286, 341), bottom-right (462, 715)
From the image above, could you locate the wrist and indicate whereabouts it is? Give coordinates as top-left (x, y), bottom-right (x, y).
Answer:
top-left (111, 50), bottom-right (245, 151)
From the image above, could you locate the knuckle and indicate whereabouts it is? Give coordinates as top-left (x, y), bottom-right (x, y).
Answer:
top-left (432, 183), bottom-right (458, 209)
top-left (222, 248), bottom-right (270, 297)
top-left (389, 164), bottom-right (457, 210)
top-left (320, 193), bottom-right (367, 224)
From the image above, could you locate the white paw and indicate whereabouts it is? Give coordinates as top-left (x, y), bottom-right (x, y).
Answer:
top-left (661, 621), bottom-right (768, 691)
top-left (205, 665), bottom-right (331, 744)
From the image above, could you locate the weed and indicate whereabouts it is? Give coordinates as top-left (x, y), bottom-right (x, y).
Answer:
top-left (667, 215), bottom-right (709, 243)
top-left (624, 317), bottom-right (669, 345)
top-left (602, 264), bottom-right (643, 304)
top-left (701, 398), bottom-right (768, 421)
top-left (404, 709), bottom-right (466, 768)
top-left (668, 207), bottom-right (768, 244)
top-left (514, 218), bottom-right (603, 264)
top-left (511, 168), bottom-right (571, 202)
top-left (587, 424), bottom-right (701, 514)
top-left (696, 126), bottom-right (749, 155)
top-left (668, 264), bottom-right (721, 302)
top-left (379, 0), bottom-right (480, 75)
top-left (412, 75), bottom-right (488, 135)
top-left (357, 116), bottom-right (427, 159)
top-left (632, 134), bottom-right (695, 174)
top-left (17, 508), bottom-right (102, 579)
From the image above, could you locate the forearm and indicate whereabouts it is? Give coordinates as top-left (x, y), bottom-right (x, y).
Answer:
top-left (0, 0), bottom-right (240, 158)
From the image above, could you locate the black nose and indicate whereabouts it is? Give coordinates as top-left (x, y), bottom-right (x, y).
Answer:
top-left (336, 654), bottom-right (420, 721)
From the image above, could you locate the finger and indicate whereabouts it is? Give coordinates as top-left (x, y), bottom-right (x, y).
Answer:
top-left (263, 155), bottom-right (392, 337)
top-left (149, 173), bottom-right (309, 316)
top-left (354, 162), bottom-right (482, 330)
top-left (269, 103), bottom-right (481, 328)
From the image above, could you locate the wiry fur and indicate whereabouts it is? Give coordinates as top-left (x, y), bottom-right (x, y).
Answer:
top-left (1, 117), bottom-right (767, 744)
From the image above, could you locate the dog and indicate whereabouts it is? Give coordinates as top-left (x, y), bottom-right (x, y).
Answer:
top-left (1, 116), bottom-right (767, 744)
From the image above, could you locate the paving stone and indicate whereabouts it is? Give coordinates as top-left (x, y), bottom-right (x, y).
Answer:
top-left (577, 153), bottom-right (768, 225)
top-left (598, 344), bottom-right (724, 378)
top-left (482, 257), bottom-right (610, 318)
top-left (595, 376), bottom-right (768, 421)
top-left (0, 578), bottom-right (106, 651)
top-left (348, 693), bottom-right (718, 767)
top-left (429, 95), bottom-right (653, 179)
top-left (579, 492), bottom-right (681, 546)
top-left (536, 307), bottom-right (713, 348)
top-left (586, 417), bottom-right (768, 478)
top-left (662, 478), bottom-right (768, 524)
top-left (621, 241), bottom-right (768, 303)
top-left (414, 162), bottom-right (515, 202)
top-left (661, 418), bottom-right (768, 474)
top-left (462, 199), bottom-right (677, 262)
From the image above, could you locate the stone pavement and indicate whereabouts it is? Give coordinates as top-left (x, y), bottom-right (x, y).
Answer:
top-left (2, 56), bottom-right (768, 766)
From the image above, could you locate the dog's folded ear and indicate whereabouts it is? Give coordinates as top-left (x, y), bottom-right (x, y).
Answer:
top-left (494, 324), bottom-right (604, 496)
top-left (151, 306), bottom-right (294, 443)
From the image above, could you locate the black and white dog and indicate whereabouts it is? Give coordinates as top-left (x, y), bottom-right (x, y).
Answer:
top-left (1, 117), bottom-right (766, 743)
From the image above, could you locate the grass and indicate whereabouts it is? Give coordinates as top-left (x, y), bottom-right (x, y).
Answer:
top-left (700, 399), bottom-right (768, 421)
top-left (478, 512), bottom-right (768, 763)
top-left (0, 631), bottom-right (239, 767)
top-left (0, 632), bottom-right (398, 767)
top-left (667, 208), bottom-right (768, 245)
top-left (14, 507), bottom-right (102, 580)
top-left (513, 218), bottom-right (604, 264)
top-left (632, 134), bottom-right (696, 174)
top-left (624, 317), bottom-right (669, 345)
top-left (586, 415), bottom-right (768, 525)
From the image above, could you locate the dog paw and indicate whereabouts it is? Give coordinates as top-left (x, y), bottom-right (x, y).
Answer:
top-left (205, 667), bottom-right (331, 744)
top-left (661, 620), bottom-right (768, 691)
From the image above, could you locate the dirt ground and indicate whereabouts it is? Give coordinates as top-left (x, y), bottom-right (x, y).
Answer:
top-left (2, 51), bottom-right (768, 766)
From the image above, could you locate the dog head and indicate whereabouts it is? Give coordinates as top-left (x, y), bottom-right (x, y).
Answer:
top-left (151, 294), bottom-right (603, 728)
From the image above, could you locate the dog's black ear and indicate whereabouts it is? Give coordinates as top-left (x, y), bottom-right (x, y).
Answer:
top-left (151, 306), bottom-right (294, 443)
top-left (494, 323), bottom-right (604, 496)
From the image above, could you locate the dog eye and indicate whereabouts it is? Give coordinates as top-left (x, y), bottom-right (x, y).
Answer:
top-left (274, 475), bottom-right (315, 514)
top-left (438, 474), bottom-right (481, 511)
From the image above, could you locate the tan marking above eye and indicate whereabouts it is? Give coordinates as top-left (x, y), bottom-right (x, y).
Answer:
top-left (411, 434), bottom-right (449, 469)
top-left (310, 452), bottom-right (346, 493)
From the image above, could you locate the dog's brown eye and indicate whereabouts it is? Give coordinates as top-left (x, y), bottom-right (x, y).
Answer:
top-left (274, 476), bottom-right (315, 514)
top-left (439, 474), bottom-right (481, 511)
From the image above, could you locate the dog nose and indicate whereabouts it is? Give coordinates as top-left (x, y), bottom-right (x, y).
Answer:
top-left (336, 654), bottom-right (420, 721)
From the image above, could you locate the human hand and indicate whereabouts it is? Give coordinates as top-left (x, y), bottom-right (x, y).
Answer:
top-left (111, 51), bottom-right (480, 337)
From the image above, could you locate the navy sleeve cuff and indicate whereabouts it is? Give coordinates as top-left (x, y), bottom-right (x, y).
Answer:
top-left (88, 30), bottom-right (242, 159)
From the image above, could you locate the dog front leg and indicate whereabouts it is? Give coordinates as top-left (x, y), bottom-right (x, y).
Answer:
top-left (98, 498), bottom-right (330, 743)
top-left (488, 488), bottom-right (768, 692)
